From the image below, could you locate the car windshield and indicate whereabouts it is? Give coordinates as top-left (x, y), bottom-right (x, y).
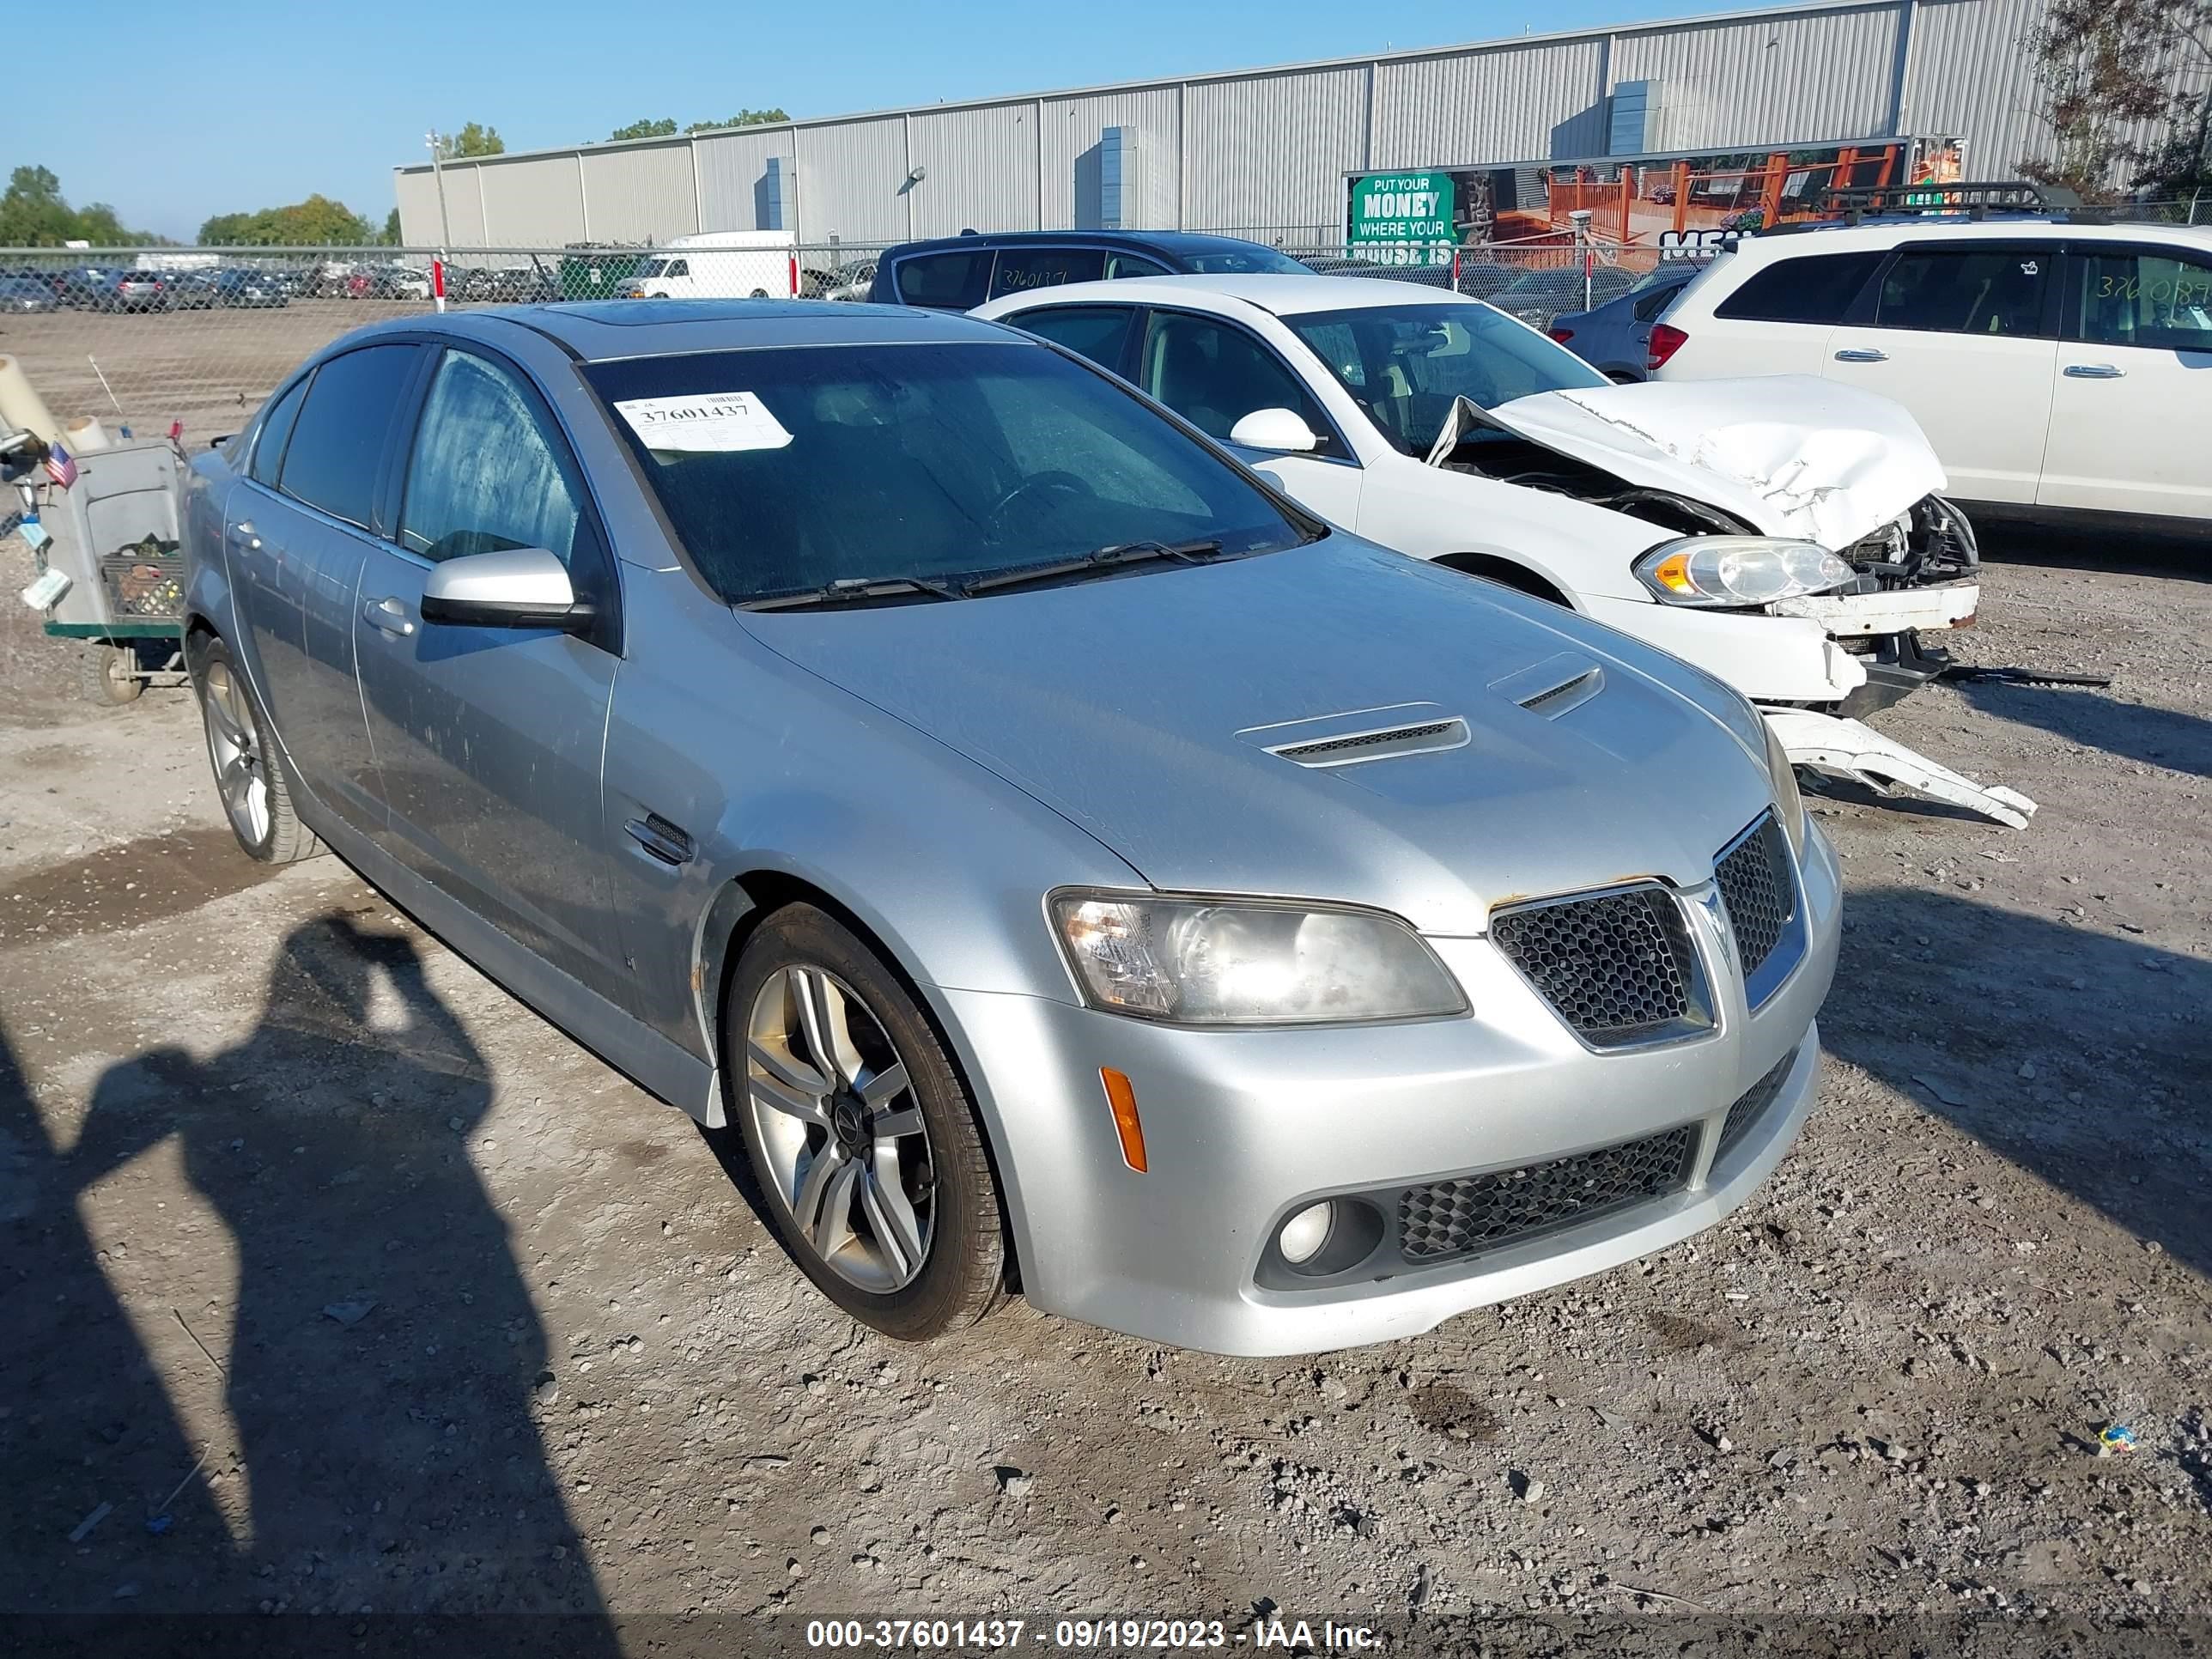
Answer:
top-left (1283, 301), bottom-right (1607, 456)
top-left (583, 341), bottom-right (1313, 605)
top-left (1178, 244), bottom-right (1311, 276)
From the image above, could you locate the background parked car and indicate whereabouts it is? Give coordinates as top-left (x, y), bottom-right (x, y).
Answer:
top-left (1547, 263), bottom-right (1702, 381)
top-left (1488, 266), bottom-right (1638, 331)
top-left (0, 275), bottom-right (57, 313)
top-left (869, 229), bottom-right (1311, 309)
top-left (213, 267), bottom-right (289, 307)
top-left (94, 271), bottom-right (173, 313)
top-left (165, 270), bottom-right (224, 311)
top-left (1655, 217), bottom-right (2212, 527)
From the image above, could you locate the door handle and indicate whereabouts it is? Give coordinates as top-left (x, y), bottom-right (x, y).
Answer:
top-left (1832, 348), bottom-right (1887, 363)
top-left (362, 595), bottom-right (416, 637)
top-left (2063, 362), bottom-right (2124, 379)
top-left (624, 814), bottom-right (696, 867)
top-left (227, 521), bottom-right (261, 551)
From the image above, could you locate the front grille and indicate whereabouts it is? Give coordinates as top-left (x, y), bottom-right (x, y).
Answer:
top-left (1399, 1124), bottom-right (1700, 1263)
top-left (1489, 886), bottom-right (1708, 1048)
top-left (1276, 720), bottom-right (1456, 760)
top-left (1717, 1044), bottom-right (1799, 1160)
top-left (1714, 815), bottom-right (1795, 981)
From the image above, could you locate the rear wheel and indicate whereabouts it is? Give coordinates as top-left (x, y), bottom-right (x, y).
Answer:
top-left (191, 636), bottom-right (322, 863)
top-left (726, 904), bottom-right (1006, 1340)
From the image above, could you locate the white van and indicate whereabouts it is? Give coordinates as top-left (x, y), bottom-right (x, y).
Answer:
top-left (620, 230), bottom-right (798, 301)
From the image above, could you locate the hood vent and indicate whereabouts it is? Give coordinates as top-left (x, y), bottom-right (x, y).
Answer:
top-left (1490, 653), bottom-right (1605, 720)
top-left (1237, 702), bottom-right (1471, 769)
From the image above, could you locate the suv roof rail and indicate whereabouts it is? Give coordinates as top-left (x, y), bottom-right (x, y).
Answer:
top-left (1821, 179), bottom-right (2106, 225)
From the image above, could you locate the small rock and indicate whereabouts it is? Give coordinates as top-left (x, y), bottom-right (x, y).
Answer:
top-left (533, 1377), bottom-right (560, 1407)
top-left (447, 1116), bottom-right (463, 1132)
top-left (112, 1583), bottom-right (138, 1600)
top-left (995, 1466), bottom-right (1034, 1498)
top-left (2017, 1061), bottom-right (2036, 1080)
top-left (786, 1558), bottom-right (805, 1578)
top-left (322, 1299), bottom-right (376, 1328)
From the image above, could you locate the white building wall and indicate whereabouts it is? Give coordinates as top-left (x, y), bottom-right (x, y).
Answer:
top-left (794, 116), bottom-right (909, 242)
top-left (477, 155), bottom-right (586, 244)
top-left (579, 142), bottom-right (699, 242)
top-left (1039, 87), bottom-right (1182, 228)
top-left (908, 103), bottom-right (1042, 239)
top-left (1373, 40), bottom-right (1609, 169)
top-left (695, 125), bottom-right (797, 232)
top-left (1899, 0), bottom-right (2045, 172)
top-left (1611, 3), bottom-right (1900, 150)
top-left (1184, 64), bottom-right (1368, 237)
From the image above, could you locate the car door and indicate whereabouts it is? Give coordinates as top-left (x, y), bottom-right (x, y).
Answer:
top-left (1673, 246), bottom-right (1888, 379)
top-left (1822, 240), bottom-right (2061, 505)
top-left (2039, 243), bottom-right (2212, 521)
top-left (231, 344), bottom-right (423, 833)
top-left (1131, 307), bottom-right (1364, 528)
top-left (352, 343), bottom-right (632, 1000)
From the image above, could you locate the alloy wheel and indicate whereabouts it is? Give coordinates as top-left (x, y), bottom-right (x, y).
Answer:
top-left (744, 965), bottom-right (934, 1292)
top-left (199, 659), bottom-right (272, 848)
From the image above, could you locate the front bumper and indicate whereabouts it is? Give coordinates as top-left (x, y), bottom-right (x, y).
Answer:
top-left (937, 824), bottom-right (1842, 1356)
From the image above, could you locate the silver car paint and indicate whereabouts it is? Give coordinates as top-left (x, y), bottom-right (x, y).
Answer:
top-left (182, 301), bottom-right (1836, 1355)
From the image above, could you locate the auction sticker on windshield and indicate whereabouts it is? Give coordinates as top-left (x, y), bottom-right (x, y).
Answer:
top-left (614, 392), bottom-right (793, 453)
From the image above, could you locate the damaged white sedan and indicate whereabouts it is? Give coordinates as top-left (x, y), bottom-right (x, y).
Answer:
top-left (975, 275), bottom-right (2033, 828)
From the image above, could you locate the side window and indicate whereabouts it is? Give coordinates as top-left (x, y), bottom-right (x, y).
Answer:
top-left (398, 349), bottom-right (586, 565)
top-left (1632, 282), bottom-right (1684, 322)
top-left (1105, 252), bottom-right (1171, 280)
top-left (247, 377), bottom-right (307, 486)
top-left (1138, 312), bottom-right (1337, 454)
top-left (2074, 250), bottom-right (2212, 351)
top-left (893, 250), bottom-right (992, 309)
top-left (988, 247), bottom-right (1107, 298)
top-left (1875, 247), bottom-right (2051, 337)
top-left (1712, 250), bottom-right (1885, 324)
top-left (277, 344), bottom-right (421, 529)
top-left (1008, 305), bottom-right (1133, 370)
top-left (664, 258), bottom-right (689, 278)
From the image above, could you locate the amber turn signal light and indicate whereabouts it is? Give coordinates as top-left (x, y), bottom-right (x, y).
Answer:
top-left (1099, 1066), bottom-right (1147, 1173)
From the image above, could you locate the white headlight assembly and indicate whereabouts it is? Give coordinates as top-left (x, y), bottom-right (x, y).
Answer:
top-left (1634, 538), bottom-right (1856, 608)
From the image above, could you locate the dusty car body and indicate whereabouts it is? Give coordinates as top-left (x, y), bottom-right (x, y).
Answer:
top-left (179, 301), bottom-right (1837, 1356)
top-left (976, 275), bottom-right (2033, 826)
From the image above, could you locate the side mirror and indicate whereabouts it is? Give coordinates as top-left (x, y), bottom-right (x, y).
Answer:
top-left (1228, 406), bottom-right (1320, 453)
top-left (420, 547), bottom-right (589, 630)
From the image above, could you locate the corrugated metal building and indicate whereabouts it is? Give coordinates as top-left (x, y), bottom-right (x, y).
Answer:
top-left (392, 0), bottom-right (2087, 247)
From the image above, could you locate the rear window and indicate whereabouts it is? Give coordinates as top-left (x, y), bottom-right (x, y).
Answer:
top-left (893, 250), bottom-right (993, 309)
top-left (988, 247), bottom-right (1108, 298)
top-left (1713, 250), bottom-right (1885, 324)
top-left (278, 344), bottom-right (420, 526)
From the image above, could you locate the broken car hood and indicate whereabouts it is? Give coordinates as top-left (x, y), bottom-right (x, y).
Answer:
top-left (1480, 375), bottom-right (1948, 551)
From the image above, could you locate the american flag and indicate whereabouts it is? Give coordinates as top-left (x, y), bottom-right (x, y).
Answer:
top-left (44, 441), bottom-right (76, 489)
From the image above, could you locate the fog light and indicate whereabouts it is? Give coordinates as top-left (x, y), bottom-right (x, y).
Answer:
top-left (1277, 1202), bottom-right (1335, 1265)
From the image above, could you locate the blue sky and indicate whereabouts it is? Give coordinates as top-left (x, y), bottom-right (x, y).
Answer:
top-left (52, 0), bottom-right (1730, 241)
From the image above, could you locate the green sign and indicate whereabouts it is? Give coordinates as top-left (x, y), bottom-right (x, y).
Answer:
top-left (1347, 171), bottom-right (1456, 266)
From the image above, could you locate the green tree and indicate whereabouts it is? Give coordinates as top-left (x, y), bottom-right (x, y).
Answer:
top-left (0, 166), bottom-right (161, 245)
top-left (608, 117), bottom-right (679, 141)
top-left (434, 122), bottom-right (505, 160)
top-left (384, 207), bottom-right (402, 244)
top-left (2019, 0), bottom-right (2205, 200)
top-left (686, 108), bottom-right (789, 132)
top-left (198, 195), bottom-right (376, 246)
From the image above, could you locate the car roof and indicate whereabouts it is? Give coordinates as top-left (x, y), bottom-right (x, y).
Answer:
top-left (976, 272), bottom-right (1474, 319)
top-left (1730, 216), bottom-right (2212, 265)
top-left (881, 229), bottom-right (1286, 260)
top-left (319, 300), bottom-right (1026, 363)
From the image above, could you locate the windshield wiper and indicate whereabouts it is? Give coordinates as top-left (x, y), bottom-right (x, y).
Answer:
top-left (961, 538), bottom-right (1224, 597)
top-left (741, 574), bottom-right (969, 611)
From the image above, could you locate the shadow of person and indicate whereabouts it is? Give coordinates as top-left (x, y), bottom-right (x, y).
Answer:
top-left (1823, 886), bottom-right (2212, 1274)
top-left (68, 915), bottom-right (615, 1632)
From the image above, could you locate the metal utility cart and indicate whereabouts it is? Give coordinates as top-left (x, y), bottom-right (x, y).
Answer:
top-left (22, 435), bottom-right (192, 707)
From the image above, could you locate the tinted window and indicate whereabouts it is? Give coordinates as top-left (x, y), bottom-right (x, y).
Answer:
top-left (1875, 247), bottom-right (2051, 336)
top-left (278, 344), bottom-right (419, 526)
top-left (1285, 301), bottom-right (1606, 457)
top-left (1632, 280), bottom-right (1686, 322)
top-left (399, 350), bottom-right (586, 565)
top-left (583, 342), bottom-right (1306, 604)
top-left (2073, 250), bottom-right (2212, 351)
top-left (1138, 312), bottom-right (1337, 453)
top-left (988, 247), bottom-right (1108, 298)
top-left (1713, 250), bottom-right (1885, 324)
top-left (1174, 243), bottom-right (1310, 276)
top-left (1105, 252), bottom-right (1170, 279)
top-left (1008, 305), bottom-right (1134, 369)
top-left (894, 250), bottom-right (992, 308)
top-left (247, 378), bottom-right (307, 486)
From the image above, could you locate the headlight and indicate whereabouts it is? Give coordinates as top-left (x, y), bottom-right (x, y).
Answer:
top-left (1050, 891), bottom-right (1467, 1026)
top-left (1762, 717), bottom-right (1808, 857)
top-left (1634, 538), bottom-right (1856, 607)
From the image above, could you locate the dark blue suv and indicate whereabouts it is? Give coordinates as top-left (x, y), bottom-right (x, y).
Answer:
top-left (866, 230), bottom-right (1310, 310)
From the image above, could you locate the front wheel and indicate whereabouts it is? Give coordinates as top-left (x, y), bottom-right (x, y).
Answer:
top-left (726, 904), bottom-right (1006, 1340)
top-left (191, 636), bottom-right (322, 864)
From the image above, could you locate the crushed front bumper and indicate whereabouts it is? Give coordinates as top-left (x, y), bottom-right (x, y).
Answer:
top-left (936, 825), bottom-right (1842, 1356)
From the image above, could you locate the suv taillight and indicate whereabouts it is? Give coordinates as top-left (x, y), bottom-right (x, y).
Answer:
top-left (1647, 323), bottom-right (1688, 372)
top-left (1547, 326), bottom-right (1574, 343)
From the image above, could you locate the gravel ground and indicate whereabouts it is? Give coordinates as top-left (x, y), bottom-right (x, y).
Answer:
top-left (1, 520), bottom-right (2206, 1655)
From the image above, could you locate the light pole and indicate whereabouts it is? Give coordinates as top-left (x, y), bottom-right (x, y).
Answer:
top-left (426, 130), bottom-right (453, 259)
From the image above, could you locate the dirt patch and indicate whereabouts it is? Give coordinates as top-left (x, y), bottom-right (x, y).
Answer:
top-left (1407, 1379), bottom-right (1502, 1441)
top-left (0, 826), bottom-right (270, 944)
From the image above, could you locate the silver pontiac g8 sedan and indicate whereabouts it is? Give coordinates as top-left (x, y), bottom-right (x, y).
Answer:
top-left (180, 301), bottom-right (1838, 1356)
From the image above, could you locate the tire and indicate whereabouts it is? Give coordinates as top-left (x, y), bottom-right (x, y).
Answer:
top-left (79, 642), bottom-right (143, 707)
top-left (191, 635), bottom-right (323, 864)
top-left (726, 903), bottom-right (1006, 1340)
